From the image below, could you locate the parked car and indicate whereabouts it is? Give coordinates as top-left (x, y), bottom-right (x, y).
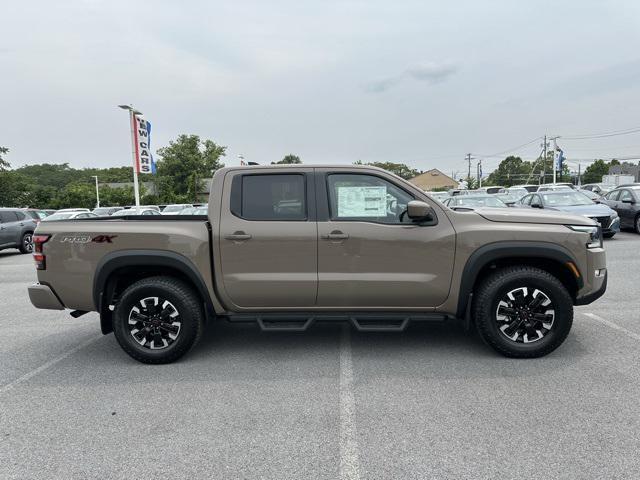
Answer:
top-left (601, 186), bottom-right (640, 233)
top-left (518, 190), bottom-right (620, 238)
top-left (537, 184), bottom-right (574, 192)
top-left (111, 208), bottom-right (161, 216)
top-left (476, 186), bottom-right (506, 194)
top-left (0, 208), bottom-right (37, 253)
top-left (29, 164), bottom-right (607, 363)
top-left (92, 207), bottom-right (122, 216)
top-left (22, 209), bottom-right (49, 224)
top-left (513, 184), bottom-right (540, 193)
top-left (582, 183), bottom-right (612, 195)
top-left (161, 204), bottom-right (192, 215)
top-left (57, 208), bottom-right (91, 213)
top-left (504, 187), bottom-right (529, 198)
top-left (123, 205), bottom-right (161, 212)
top-left (42, 211), bottom-right (98, 221)
top-left (43, 209), bottom-right (57, 216)
top-left (425, 191), bottom-right (450, 202)
top-left (442, 194), bottom-right (508, 209)
top-left (495, 193), bottom-right (522, 206)
top-left (178, 206), bottom-right (209, 215)
top-left (577, 189), bottom-right (601, 201)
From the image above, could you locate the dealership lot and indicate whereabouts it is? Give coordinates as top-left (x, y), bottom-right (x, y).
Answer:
top-left (1, 233), bottom-right (639, 480)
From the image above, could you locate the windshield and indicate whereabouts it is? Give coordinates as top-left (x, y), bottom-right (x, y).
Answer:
top-left (455, 196), bottom-right (507, 208)
top-left (541, 192), bottom-right (593, 206)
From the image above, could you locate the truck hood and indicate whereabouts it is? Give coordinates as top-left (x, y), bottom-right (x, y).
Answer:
top-left (475, 207), bottom-right (596, 226)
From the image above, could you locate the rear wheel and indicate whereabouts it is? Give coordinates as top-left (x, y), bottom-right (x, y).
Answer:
top-left (635, 214), bottom-right (640, 234)
top-left (473, 266), bottom-right (573, 358)
top-left (19, 232), bottom-right (33, 254)
top-left (113, 276), bottom-right (204, 364)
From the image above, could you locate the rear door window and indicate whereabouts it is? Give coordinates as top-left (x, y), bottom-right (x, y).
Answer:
top-left (238, 174), bottom-right (307, 221)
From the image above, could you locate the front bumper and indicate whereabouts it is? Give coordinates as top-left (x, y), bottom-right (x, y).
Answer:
top-left (575, 270), bottom-right (607, 305)
top-left (28, 283), bottom-right (65, 310)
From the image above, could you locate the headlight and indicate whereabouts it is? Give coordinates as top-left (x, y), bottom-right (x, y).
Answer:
top-left (567, 225), bottom-right (602, 248)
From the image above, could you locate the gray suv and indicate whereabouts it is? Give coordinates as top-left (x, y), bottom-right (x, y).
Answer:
top-left (0, 208), bottom-right (37, 253)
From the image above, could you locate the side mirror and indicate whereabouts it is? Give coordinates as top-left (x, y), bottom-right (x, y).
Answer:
top-left (531, 203), bottom-right (543, 209)
top-left (622, 198), bottom-right (634, 204)
top-left (407, 200), bottom-right (434, 221)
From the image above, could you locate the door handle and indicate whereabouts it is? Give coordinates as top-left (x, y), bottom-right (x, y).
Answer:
top-left (321, 231), bottom-right (349, 240)
top-left (224, 231), bottom-right (252, 241)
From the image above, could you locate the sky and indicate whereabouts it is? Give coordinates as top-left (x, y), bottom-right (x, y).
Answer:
top-left (2, 0), bottom-right (640, 178)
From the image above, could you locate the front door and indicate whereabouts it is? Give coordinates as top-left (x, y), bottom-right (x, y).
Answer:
top-left (315, 170), bottom-right (456, 308)
top-left (617, 189), bottom-right (635, 227)
top-left (0, 211), bottom-right (17, 247)
top-left (218, 169), bottom-right (317, 309)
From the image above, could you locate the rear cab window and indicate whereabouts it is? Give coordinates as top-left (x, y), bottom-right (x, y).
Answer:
top-left (232, 173), bottom-right (307, 221)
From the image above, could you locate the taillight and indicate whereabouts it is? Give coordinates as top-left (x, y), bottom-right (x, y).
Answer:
top-left (33, 234), bottom-right (51, 270)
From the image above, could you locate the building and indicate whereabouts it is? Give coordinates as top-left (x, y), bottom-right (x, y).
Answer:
top-left (608, 162), bottom-right (640, 182)
top-left (408, 169), bottom-right (458, 191)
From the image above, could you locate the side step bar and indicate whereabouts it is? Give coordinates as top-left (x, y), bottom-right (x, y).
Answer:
top-left (225, 312), bottom-right (449, 332)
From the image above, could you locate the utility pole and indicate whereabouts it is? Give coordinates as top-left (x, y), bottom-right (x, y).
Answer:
top-left (550, 136), bottom-right (560, 184)
top-left (466, 153), bottom-right (472, 187)
top-left (91, 175), bottom-right (100, 208)
top-left (577, 163), bottom-right (581, 187)
top-left (541, 135), bottom-right (547, 184)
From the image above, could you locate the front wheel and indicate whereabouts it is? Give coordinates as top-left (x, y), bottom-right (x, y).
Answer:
top-left (473, 266), bottom-right (573, 358)
top-left (603, 232), bottom-right (616, 239)
top-left (113, 276), bottom-right (204, 364)
top-left (635, 214), bottom-right (640, 234)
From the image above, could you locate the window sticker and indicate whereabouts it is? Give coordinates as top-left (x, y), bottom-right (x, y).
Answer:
top-left (337, 186), bottom-right (387, 217)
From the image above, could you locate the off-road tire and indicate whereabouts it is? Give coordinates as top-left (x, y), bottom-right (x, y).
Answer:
top-left (473, 266), bottom-right (573, 358)
top-left (19, 232), bottom-right (33, 254)
top-left (113, 276), bottom-right (204, 364)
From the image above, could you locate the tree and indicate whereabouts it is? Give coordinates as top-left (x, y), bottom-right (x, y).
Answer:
top-left (272, 154), bottom-right (301, 165)
top-left (156, 135), bottom-right (226, 202)
top-left (355, 161), bottom-right (421, 180)
top-left (484, 156), bottom-right (532, 187)
top-left (582, 159), bottom-right (610, 184)
top-left (0, 147), bottom-right (10, 171)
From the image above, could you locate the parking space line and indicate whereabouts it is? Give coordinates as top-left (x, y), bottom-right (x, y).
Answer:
top-left (0, 335), bottom-right (102, 397)
top-left (339, 326), bottom-right (360, 480)
top-left (583, 312), bottom-right (640, 342)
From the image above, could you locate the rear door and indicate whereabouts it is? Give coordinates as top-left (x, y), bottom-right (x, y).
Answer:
top-left (617, 189), bottom-right (635, 227)
top-left (218, 169), bottom-right (318, 308)
top-left (315, 169), bottom-right (456, 308)
top-left (0, 212), bottom-right (14, 246)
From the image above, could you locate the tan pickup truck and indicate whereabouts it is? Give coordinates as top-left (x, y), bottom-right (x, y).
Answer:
top-left (28, 165), bottom-right (607, 363)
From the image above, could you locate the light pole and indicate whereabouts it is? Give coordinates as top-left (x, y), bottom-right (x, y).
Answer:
top-left (118, 104), bottom-right (142, 213)
top-left (91, 175), bottom-right (100, 208)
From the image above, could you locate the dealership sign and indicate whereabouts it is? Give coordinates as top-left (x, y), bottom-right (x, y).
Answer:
top-left (133, 116), bottom-right (156, 174)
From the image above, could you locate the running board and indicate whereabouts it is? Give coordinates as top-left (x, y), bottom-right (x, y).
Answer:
top-left (225, 312), bottom-right (449, 332)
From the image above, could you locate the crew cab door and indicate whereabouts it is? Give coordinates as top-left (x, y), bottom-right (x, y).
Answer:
top-left (218, 169), bottom-right (317, 308)
top-left (315, 169), bottom-right (456, 308)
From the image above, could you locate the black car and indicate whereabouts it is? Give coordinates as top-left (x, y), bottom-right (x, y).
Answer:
top-left (0, 208), bottom-right (38, 253)
top-left (601, 186), bottom-right (640, 233)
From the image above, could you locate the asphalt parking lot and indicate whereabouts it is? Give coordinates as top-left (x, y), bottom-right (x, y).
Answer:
top-left (1, 232), bottom-right (639, 480)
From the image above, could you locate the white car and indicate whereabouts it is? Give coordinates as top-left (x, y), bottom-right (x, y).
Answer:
top-left (161, 204), bottom-right (192, 215)
top-left (111, 209), bottom-right (161, 216)
top-left (42, 211), bottom-right (98, 221)
top-left (56, 208), bottom-right (91, 213)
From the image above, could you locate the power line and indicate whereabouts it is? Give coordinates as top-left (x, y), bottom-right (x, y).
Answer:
top-left (472, 136), bottom-right (543, 158)
top-left (561, 125), bottom-right (640, 140)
